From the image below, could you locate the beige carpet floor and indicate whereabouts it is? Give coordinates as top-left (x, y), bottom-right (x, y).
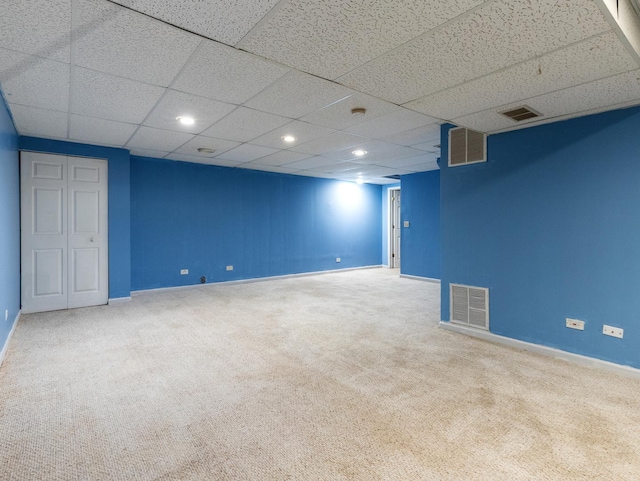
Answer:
top-left (1, 268), bottom-right (639, 480)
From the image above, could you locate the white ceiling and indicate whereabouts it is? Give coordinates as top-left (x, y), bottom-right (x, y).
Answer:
top-left (1, 0), bottom-right (639, 184)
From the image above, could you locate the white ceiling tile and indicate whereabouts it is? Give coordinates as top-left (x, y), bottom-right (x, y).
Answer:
top-left (338, 0), bottom-right (611, 104)
top-left (172, 40), bottom-right (290, 105)
top-left (143, 90), bottom-right (236, 134)
top-left (310, 161), bottom-right (363, 174)
top-left (293, 171), bottom-right (341, 179)
top-left (283, 156), bottom-right (341, 170)
top-left (405, 32), bottom-right (636, 121)
top-left (249, 150), bottom-right (312, 167)
top-left (346, 109), bottom-right (438, 138)
top-left (241, 0), bottom-right (485, 80)
top-left (412, 141), bottom-right (441, 152)
top-left (216, 143), bottom-right (280, 162)
top-left (402, 161), bottom-right (440, 172)
top-left (0, 0), bottom-right (71, 62)
top-left (75, 0), bottom-right (200, 87)
top-left (373, 153), bottom-right (440, 168)
top-left (244, 70), bottom-right (353, 119)
top-left (290, 132), bottom-right (367, 155)
top-left (237, 164), bottom-right (299, 174)
top-left (165, 153), bottom-right (242, 167)
top-left (127, 126), bottom-right (194, 152)
top-left (201, 107), bottom-right (291, 143)
top-left (382, 124), bottom-right (442, 146)
top-left (69, 114), bottom-right (137, 146)
top-left (300, 92), bottom-right (400, 130)
top-left (109, 0), bottom-right (282, 45)
top-left (129, 148), bottom-right (170, 158)
top-left (0, 49), bottom-right (69, 112)
top-left (9, 104), bottom-right (67, 138)
top-left (71, 67), bottom-right (165, 123)
top-left (453, 70), bottom-right (640, 133)
top-left (250, 120), bottom-right (334, 149)
top-left (173, 136), bottom-right (240, 158)
top-left (319, 140), bottom-right (404, 162)
top-left (355, 146), bottom-right (426, 164)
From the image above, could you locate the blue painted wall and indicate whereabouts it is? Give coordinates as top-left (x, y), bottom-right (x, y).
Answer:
top-left (0, 90), bottom-right (19, 356)
top-left (381, 183), bottom-right (400, 266)
top-left (19, 137), bottom-right (131, 299)
top-left (440, 107), bottom-right (640, 368)
top-left (400, 171), bottom-right (441, 279)
top-left (131, 156), bottom-right (382, 290)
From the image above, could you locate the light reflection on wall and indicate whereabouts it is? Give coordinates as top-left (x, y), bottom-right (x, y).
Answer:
top-left (335, 181), bottom-right (364, 212)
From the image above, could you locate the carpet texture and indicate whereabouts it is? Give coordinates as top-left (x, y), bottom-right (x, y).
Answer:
top-left (1, 268), bottom-right (639, 480)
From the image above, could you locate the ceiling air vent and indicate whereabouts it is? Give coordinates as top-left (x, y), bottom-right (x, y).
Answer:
top-left (450, 284), bottom-right (489, 330)
top-left (500, 105), bottom-right (541, 122)
top-left (448, 127), bottom-right (486, 167)
top-left (384, 174), bottom-right (401, 180)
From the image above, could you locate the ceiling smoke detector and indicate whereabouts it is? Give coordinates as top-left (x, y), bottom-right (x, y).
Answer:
top-left (197, 147), bottom-right (216, 154)
top-left (351, 107), bottom-right (366, 116)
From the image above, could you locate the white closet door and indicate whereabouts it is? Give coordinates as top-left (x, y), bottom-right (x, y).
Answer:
top-left (67, 156), bottom-right (108, 309)
top-left (20, 152), bottom-right (108, 313)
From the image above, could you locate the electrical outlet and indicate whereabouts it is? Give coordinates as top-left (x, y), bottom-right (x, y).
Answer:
top-left (603, 325), bottom-right (623, 339)
top-left (180, 269), bottom-right (189, 275)
top-left (336, 257), bottom-right (341, 263)
top-left (566, 318), bottom-right (584, 330)
top-left (226, 265), bottom-right (233, 271)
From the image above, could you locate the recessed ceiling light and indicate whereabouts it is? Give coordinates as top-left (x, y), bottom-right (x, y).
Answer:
top-left (282, 135), bottom-right (296, 143)
top-left (176, 116), bottom-right (195, 126)
top-left (352, 149), bottom-right (367, 157)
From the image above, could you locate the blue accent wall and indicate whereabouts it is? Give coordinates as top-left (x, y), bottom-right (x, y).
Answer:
top-left (381, 183), bottom-right (400, 266)
top-left (18, 137), bottom-right (131, 299)
top-left (0, 90), bottom-right (19, 355)
top-left (131, 156), bottom-right (382, 290)
top-left (440, 107), bottom-right (640, 368)
top-left (400, 171), bottom-right (441, 279)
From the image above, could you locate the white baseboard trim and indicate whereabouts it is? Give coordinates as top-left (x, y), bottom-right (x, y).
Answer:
top-left (400, 274), bottom-right (441, 284)
top-left (108, 297), bottom-right (132, 305)
top-left (439, 321), bottom-right (640, 379)
top-left (0, 310), bottom-right (21, 368)
top-left (132, 265), bottom-right (384, 296)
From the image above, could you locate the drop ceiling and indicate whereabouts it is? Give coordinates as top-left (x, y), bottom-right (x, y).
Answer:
top-left (1, 0), bottom-right (639, 184)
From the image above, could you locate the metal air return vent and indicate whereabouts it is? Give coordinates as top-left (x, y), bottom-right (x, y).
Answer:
top-left (450, 284), bottom-right (489, 330)
top-left (448, 127), bottom-right (486, 167)
top-left (500, 106), bottom-right (541, 122)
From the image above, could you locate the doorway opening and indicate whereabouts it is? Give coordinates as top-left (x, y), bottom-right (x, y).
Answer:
top-left (388, 187), bottom-right (401, 269)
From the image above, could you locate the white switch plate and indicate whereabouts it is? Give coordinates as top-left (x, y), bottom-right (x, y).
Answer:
top-left (226, 265), bottom-right (233, 271)
top-left (180, 269), bottom-right (189, 275)
top-left (603, 325), bottom-right (623, 339)
top-left (336, 257), bottom-right (341, 263)
top-left (566, 318), bottom-right (584, 330)
top-left (403, 221), bottom-right (410, 228)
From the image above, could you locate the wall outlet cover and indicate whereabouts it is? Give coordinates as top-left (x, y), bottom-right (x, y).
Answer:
top-left (404, 221), bottom-right (410, 228)
top-left (603, 325), bottom-right (623, 339)
top-left (226, 265), bottom-right (233, 271)
top-left (566, 318), bottom-right (585, 330)
top-left (180, 269), bottom-right (189, 275)
top-left (336, 257), bottom-right (341, 263)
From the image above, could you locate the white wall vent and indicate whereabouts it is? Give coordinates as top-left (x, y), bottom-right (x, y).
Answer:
top-left (448, 127), bottom-right (486, 167)
top-left (450, 284), bottom-right (489, 330)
